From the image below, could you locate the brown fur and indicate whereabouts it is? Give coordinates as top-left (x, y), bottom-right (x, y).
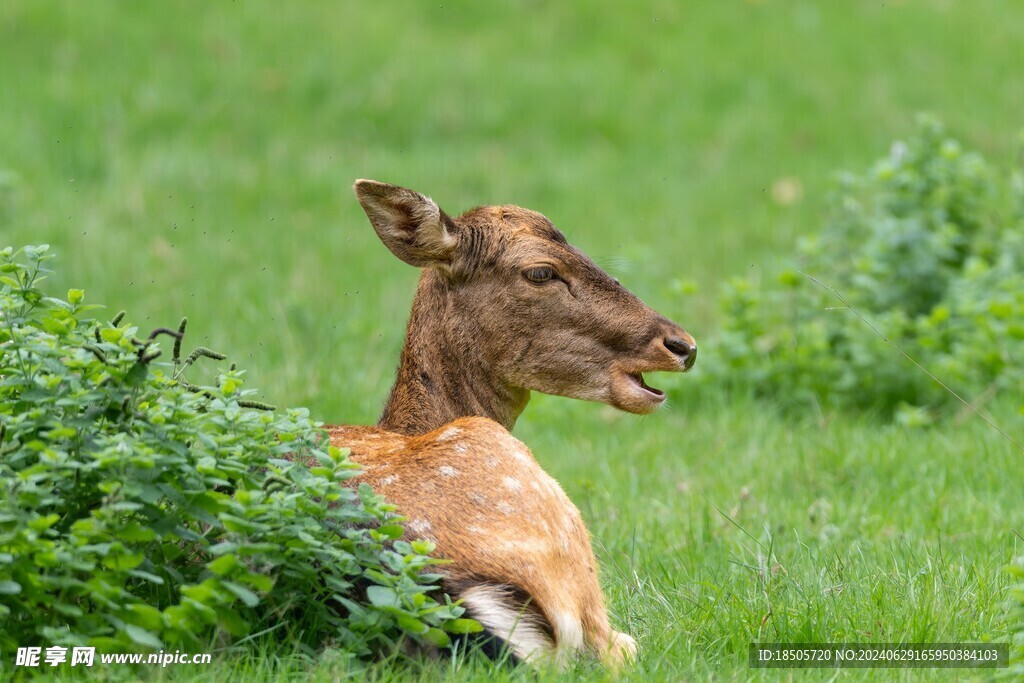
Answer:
top-left (329, 418), bottom-right (632, 664)
top-left (325, 181), bottom-right (697, 667)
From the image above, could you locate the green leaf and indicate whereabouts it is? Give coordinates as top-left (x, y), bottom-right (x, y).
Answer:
top-left (378, 524), bottom-right (404, 539)
top-left (100, 328), bottom-right (122, 343)
top-left (217, 608), bottom-right (251, 637)
top-left (125, 603), bottom-right (165, 631)
top-left (102, 552), bottom-right (144, 571)
top-left (27, 514), bottom-right (60, 531)
top-left (421, 627), bottom-right (451, 648)
top-left (181, 582), bottom-right (217, 604)
top-left (221, 514), bottom-right (265, 532)
top-left (207, 554), bottom-right (240, 576)
top-left (42, 316), bottom-right (69, 335)
top-left (124, 624), bottom-right (164, 650)
top-left (442, 618), bottom-right (484, 634)
top-left (410, 540), bottom-right (436, 555)
top-left (124, 361), bottom-right (148, 386)
top-left (366, 586), bottom-right (400, 608)
top-left (118, 523), bottom-right (157, 543)
top-left (396, 614), bottom-right (430, 635)
top-left (223, 581), bottom-right (261, 607)
top-left (0, 580), bottom-right (22, 595)
top-left (126, 570), bottom-right (165, 585)
top-left (241, 572), bottom-right (273, 593)
top-left (54, 602), bottom-right (85, 618)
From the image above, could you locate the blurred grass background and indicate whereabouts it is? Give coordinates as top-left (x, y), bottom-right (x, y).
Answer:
top-left (2, 1), bottom-right (1024, 679)
top-left (3, 0), bottom-right (1023, 420)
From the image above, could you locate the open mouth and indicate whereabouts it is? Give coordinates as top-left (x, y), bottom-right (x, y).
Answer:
top-left (627, 372), bottom-right (665, 399)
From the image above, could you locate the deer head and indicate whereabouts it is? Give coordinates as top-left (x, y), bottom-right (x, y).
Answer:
top-left (354, 180), bottom-right (696, 436)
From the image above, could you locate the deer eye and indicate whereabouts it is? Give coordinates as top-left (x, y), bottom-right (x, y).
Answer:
top-left (523, 267), bottom-right (555, 284)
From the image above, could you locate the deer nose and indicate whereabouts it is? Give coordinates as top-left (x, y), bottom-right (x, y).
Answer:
top-left (664, 337), bottom-right (696, 370)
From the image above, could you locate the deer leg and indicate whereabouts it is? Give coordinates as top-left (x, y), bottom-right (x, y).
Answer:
top-left (517, 554), bottom-right (638, 669)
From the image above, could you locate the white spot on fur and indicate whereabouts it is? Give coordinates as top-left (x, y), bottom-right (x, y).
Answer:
top-left (467, 525), bottom-right (486, 534)
top-left (470, 492), bottom-right (486, 506)
top-left (503, 476), bottom-right (522, 492)
top-left (530, 481), bottom-right (542, 492)
top-left (407, 519), bottom-right (432, 535)
top-left (497, 501), bottom-right (514, 515)
top-left (379, 475), bottom-right (398, 486)
top-left (454, 443), bottom-right (469, 454)
top-left (439, 465), bottom-right (458, 477)
top-left (460, 585), bottom-right (554, 664)
top-left (512, 447), bottom-right (530, 463)
top-left (487, 457), bottom-right (498, 468)
top-left (437, 426), bottom-right (462, 442)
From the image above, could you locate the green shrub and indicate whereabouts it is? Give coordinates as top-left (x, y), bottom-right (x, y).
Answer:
top-left (0, 245), bottom-right (471, 659)
top-left (714, 116), bottom-right (1024, 417)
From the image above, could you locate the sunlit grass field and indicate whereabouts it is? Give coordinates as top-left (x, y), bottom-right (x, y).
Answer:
top-left (2, 1), bottom-right (1023, 680)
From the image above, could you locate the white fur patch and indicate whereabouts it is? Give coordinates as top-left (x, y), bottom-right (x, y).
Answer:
top-left (454, 443), bottom-right (469, 454)
top-left (379, 475), bottom-right (398, 486)
top-left (439, 465), bottom-right (458, 477)
top-left (497, 501), bottom-right (514, 515)
top-left (437, 426), bottom-right (462, 442)
top-left (407, 519), bottom-right (432, 535)
top-left (459, 585), bottom-right (554, 663)
top-left (502, 476), bottom-right (522, 492)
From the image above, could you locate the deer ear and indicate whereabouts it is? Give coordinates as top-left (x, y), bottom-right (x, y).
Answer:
top-left (353, 179), bottom-right (457, 269)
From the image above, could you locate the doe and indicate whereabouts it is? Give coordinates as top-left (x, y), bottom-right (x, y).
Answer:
top-left (327, 180), bottom-right (696, 667)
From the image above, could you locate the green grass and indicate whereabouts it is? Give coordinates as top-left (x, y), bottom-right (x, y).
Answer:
top-left (2, 1), bottom-right (1023, 680)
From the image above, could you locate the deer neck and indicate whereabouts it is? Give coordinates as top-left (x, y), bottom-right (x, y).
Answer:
top-left (378, 274), bottom-right (529, 435)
